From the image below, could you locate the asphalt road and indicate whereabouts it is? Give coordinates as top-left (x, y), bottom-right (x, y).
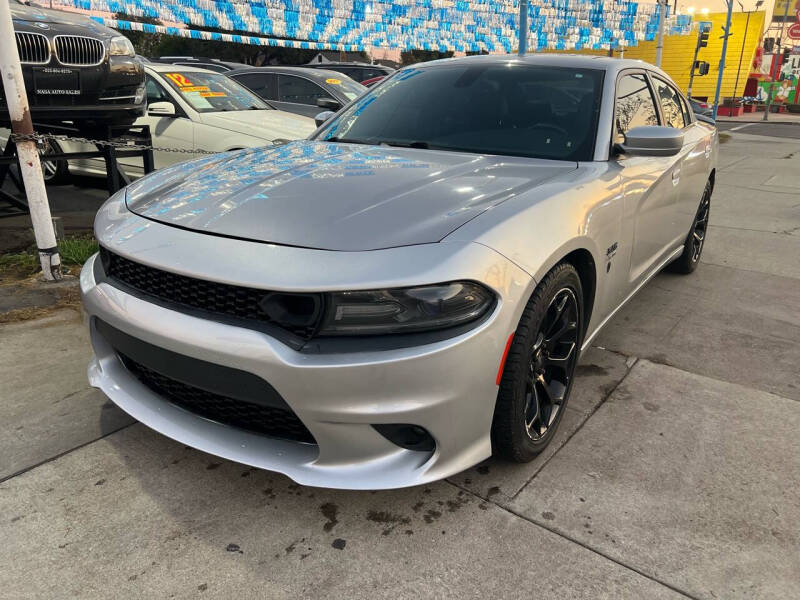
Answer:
top-left (2, 129), bottom-right (800, 599)
top-left (717, 120), bottom-right (800, 138)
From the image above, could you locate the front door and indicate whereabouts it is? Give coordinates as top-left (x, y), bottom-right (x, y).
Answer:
top-left (612, 71), bottom-right (684, 293)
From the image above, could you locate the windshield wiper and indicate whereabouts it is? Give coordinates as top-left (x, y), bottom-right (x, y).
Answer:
top-left (381, 141), bottom-right (430, 149)
top-left (325, 136), bottom-right (374, 145)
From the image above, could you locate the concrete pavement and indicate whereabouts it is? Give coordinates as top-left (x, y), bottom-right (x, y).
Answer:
top-left (2, 130), bottom-right (799, 599)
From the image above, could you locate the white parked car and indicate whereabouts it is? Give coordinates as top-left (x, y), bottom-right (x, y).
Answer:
top-left (2, 64), bottom-right (316, 182)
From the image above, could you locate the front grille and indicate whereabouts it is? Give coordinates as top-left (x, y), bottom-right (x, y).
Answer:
top-left (16, 32), bottom-right (50, 64)
top-left (100, 248), bottom-right (321, 338)
top-left (119, 352), bottom-right (316, 444)
top-left (55, 35), bottom-right (104, 66)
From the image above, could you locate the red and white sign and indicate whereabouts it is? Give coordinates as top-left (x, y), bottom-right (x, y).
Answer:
top-left (789, 9), bottom-right (800, 40)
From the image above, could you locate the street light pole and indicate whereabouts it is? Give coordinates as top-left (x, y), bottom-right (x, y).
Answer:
top-left (656, 0), bottom-right (667, 66)
top-left (712, 0), bottom-right (734, 120)
top-left (0, 0), bottom-right (61, 281)
top-left (519, 0), bottom-right (529, 55)
top-left (733, 3), bottom-right (751, 97)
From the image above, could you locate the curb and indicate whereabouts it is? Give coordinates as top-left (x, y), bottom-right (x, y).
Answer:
top-left (716, 119), bottom-right (800, 125)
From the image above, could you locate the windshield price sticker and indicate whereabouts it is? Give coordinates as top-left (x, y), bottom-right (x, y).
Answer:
top-left (165, 73), bottom-right (195, 87)
top-left (325, 78), bottom-right (342, 85)
top-left (200, 91), bottom-right (227, 97)
top-left (179, 86), bottom-right (210, 93)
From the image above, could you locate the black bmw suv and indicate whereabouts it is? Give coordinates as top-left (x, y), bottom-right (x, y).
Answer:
top-left (1, 0), bottom-right (145, 128)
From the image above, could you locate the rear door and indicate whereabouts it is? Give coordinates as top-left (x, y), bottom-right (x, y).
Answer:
top-left (612, 71), bottom-right (683, 291)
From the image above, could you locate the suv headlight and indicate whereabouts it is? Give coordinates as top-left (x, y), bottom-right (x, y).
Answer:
top-left (317, 281), bottom-right (495, 336)
top-left (109, 36), bottom-right (135, 57)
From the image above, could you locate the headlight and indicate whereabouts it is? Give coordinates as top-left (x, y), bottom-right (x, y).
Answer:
top-left (109, 36), bottom-right (135, 57)
top-left (317, 281), bottom-right (495, 336)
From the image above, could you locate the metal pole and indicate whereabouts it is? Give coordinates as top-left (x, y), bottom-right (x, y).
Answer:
top-left (656, 0), bottom-right (667, 66)
top-left (734, 9), bottom-right (751, 96)
top-left (687, 26), bottom-right (703, 97)
top-left (712, 0), bottom-right (734, 120)
top-left (519, 0), bottom-right (529, 55)
top-left (0, 0), bottom-right (61, 281)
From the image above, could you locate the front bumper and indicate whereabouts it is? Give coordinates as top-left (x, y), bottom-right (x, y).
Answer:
top-left (81, 216), bottom-right (533, 489)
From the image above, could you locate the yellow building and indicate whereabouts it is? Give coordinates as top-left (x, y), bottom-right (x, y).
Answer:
top-left (547, 11), bottom-right (766, 98)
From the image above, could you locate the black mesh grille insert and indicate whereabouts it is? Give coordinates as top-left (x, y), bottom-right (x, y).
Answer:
top-left (100, 247), bottom-right (320, 338)
top-left (119, 352), bottom-right (316, 444)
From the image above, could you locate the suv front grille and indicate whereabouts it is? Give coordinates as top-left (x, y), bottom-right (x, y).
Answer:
top-left (99, 248), bottom-right (322, 339)
top-left (55, 35), bottom-right (104, 66)
top-left (16, 32), bottom-right (50, 64)
top-left (119, 352), bottom-right (316, 444)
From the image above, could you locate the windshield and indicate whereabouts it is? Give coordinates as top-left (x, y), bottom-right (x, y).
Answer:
top-left (316, 64), bottom-right (604, 161)
top-left (161, 71), bottom-right (270, 113)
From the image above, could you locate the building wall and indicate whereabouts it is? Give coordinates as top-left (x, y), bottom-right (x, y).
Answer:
top-left (550, 11), bottom-right (766, 98)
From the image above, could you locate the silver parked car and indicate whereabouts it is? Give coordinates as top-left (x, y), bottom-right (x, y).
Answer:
top-left (81, 55), bottom-right (717, 490)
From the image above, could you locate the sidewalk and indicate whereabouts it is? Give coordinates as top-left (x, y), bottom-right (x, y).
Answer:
top-left (716, 111), bottom-right (800, 124)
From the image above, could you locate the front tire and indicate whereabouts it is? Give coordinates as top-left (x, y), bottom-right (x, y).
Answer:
top-left (492, 263), bottom-right (583, 462)
top-left (668, 179), bottom-right (711, 274)
top-left (39, 138), bottom-right (69, 184)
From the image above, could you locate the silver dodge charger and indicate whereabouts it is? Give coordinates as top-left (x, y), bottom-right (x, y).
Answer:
top-left (81, 54), bottom-right (717, 489)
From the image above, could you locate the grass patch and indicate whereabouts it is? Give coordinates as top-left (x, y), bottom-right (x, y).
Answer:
top-left (57, 236), bottom-right (99, 266)
top-left (0, 235), bottom-right (98, 282)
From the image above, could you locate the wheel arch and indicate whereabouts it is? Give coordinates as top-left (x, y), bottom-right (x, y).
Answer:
top-left (560, 248), bottom-right (597, 338)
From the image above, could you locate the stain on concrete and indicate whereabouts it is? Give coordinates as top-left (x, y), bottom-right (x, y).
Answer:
top-left (331, 538), bottom-right (346, 550)
top-left (642, 401), bottom-right (660, 412)
top-left (94, 479), bottom-right (105, 486)
top-left (198, 583), bottom-right (208, 592)
top-left (206, 463), bottom-right (222, 470)
top-left (423, 509), bottom-right (442, 524)
top-left (477, 465), bottom-right (490, 475)
top-left (320, 502), bottom-right (339, 532)
top-left (576, 364), bottom-right (609, 377)
top-left (411, 501), bottom-right (424, 512)
top-left (225, 543), bottom-right (243, 554)
top-left (541, 511), bottom-right (555, 521)
top-left (487, 486), bottom-right (500, 497)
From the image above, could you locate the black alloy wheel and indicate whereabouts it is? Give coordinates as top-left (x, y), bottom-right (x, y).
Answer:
top-left (690, 191), bottom-right (710, 263)
top-left (669, 179), bottom-right (712, 274)
top-left (524, 288), bottom-right (579, 440)
top-left (38, 139), bottom-right (69, 184)
top-left (493, 262), bottom-right (583, 462)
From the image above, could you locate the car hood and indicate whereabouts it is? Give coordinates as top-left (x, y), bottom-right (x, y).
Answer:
top-left (197, 110), bottom-right (316, 142)
top-left (11, 2), bottom-right (113, 35)
top-left (125, 141), bottom-right (576, 251)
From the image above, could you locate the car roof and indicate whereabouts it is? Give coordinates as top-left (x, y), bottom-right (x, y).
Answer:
top-left (146, 63), bottom-right (221, 74)
top-left (307, 62), bottom-right (393, 69)
top-left (414, 53), bottom-right (666, 78)
top-left (227, 66), bottom-right (361, 81)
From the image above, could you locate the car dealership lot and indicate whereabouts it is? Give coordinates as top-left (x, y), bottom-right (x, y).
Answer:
top-left (2, 129), bottom-right (799, 599)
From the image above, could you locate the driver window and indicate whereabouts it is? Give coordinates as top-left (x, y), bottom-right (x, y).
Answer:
top-left (614, 73), bottom-right (659, 144)
top-left (652, 77), bottom-right (687, 129)
top-left (145, 75), bottom-right (170, 104)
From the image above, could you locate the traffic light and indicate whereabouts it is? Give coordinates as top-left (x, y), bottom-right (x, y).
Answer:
top-left (698, 26), bottom-right (710, 48)
top-left (764, 37), bottom-right (775, 52)
top-left (694, 61), bottom-right (710, 75)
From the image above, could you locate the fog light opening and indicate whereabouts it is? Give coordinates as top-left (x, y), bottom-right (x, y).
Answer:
top-left (373, 424), bottom-right (435, 452)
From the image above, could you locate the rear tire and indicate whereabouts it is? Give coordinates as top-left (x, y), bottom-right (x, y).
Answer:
top-left (668, 179), bottom-right (712, 274)
top-left (492, 263), bottom-right (583, 462)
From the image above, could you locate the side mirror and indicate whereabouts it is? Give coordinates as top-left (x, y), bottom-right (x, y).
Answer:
top-left (147, 101), bottom-right (176, 117)
top-left (316, 97), bottom-right (341, 111)
top-left (314, 110), bottom-right (335, 128)
top-left (617, 126), bottom-right (684, 157)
